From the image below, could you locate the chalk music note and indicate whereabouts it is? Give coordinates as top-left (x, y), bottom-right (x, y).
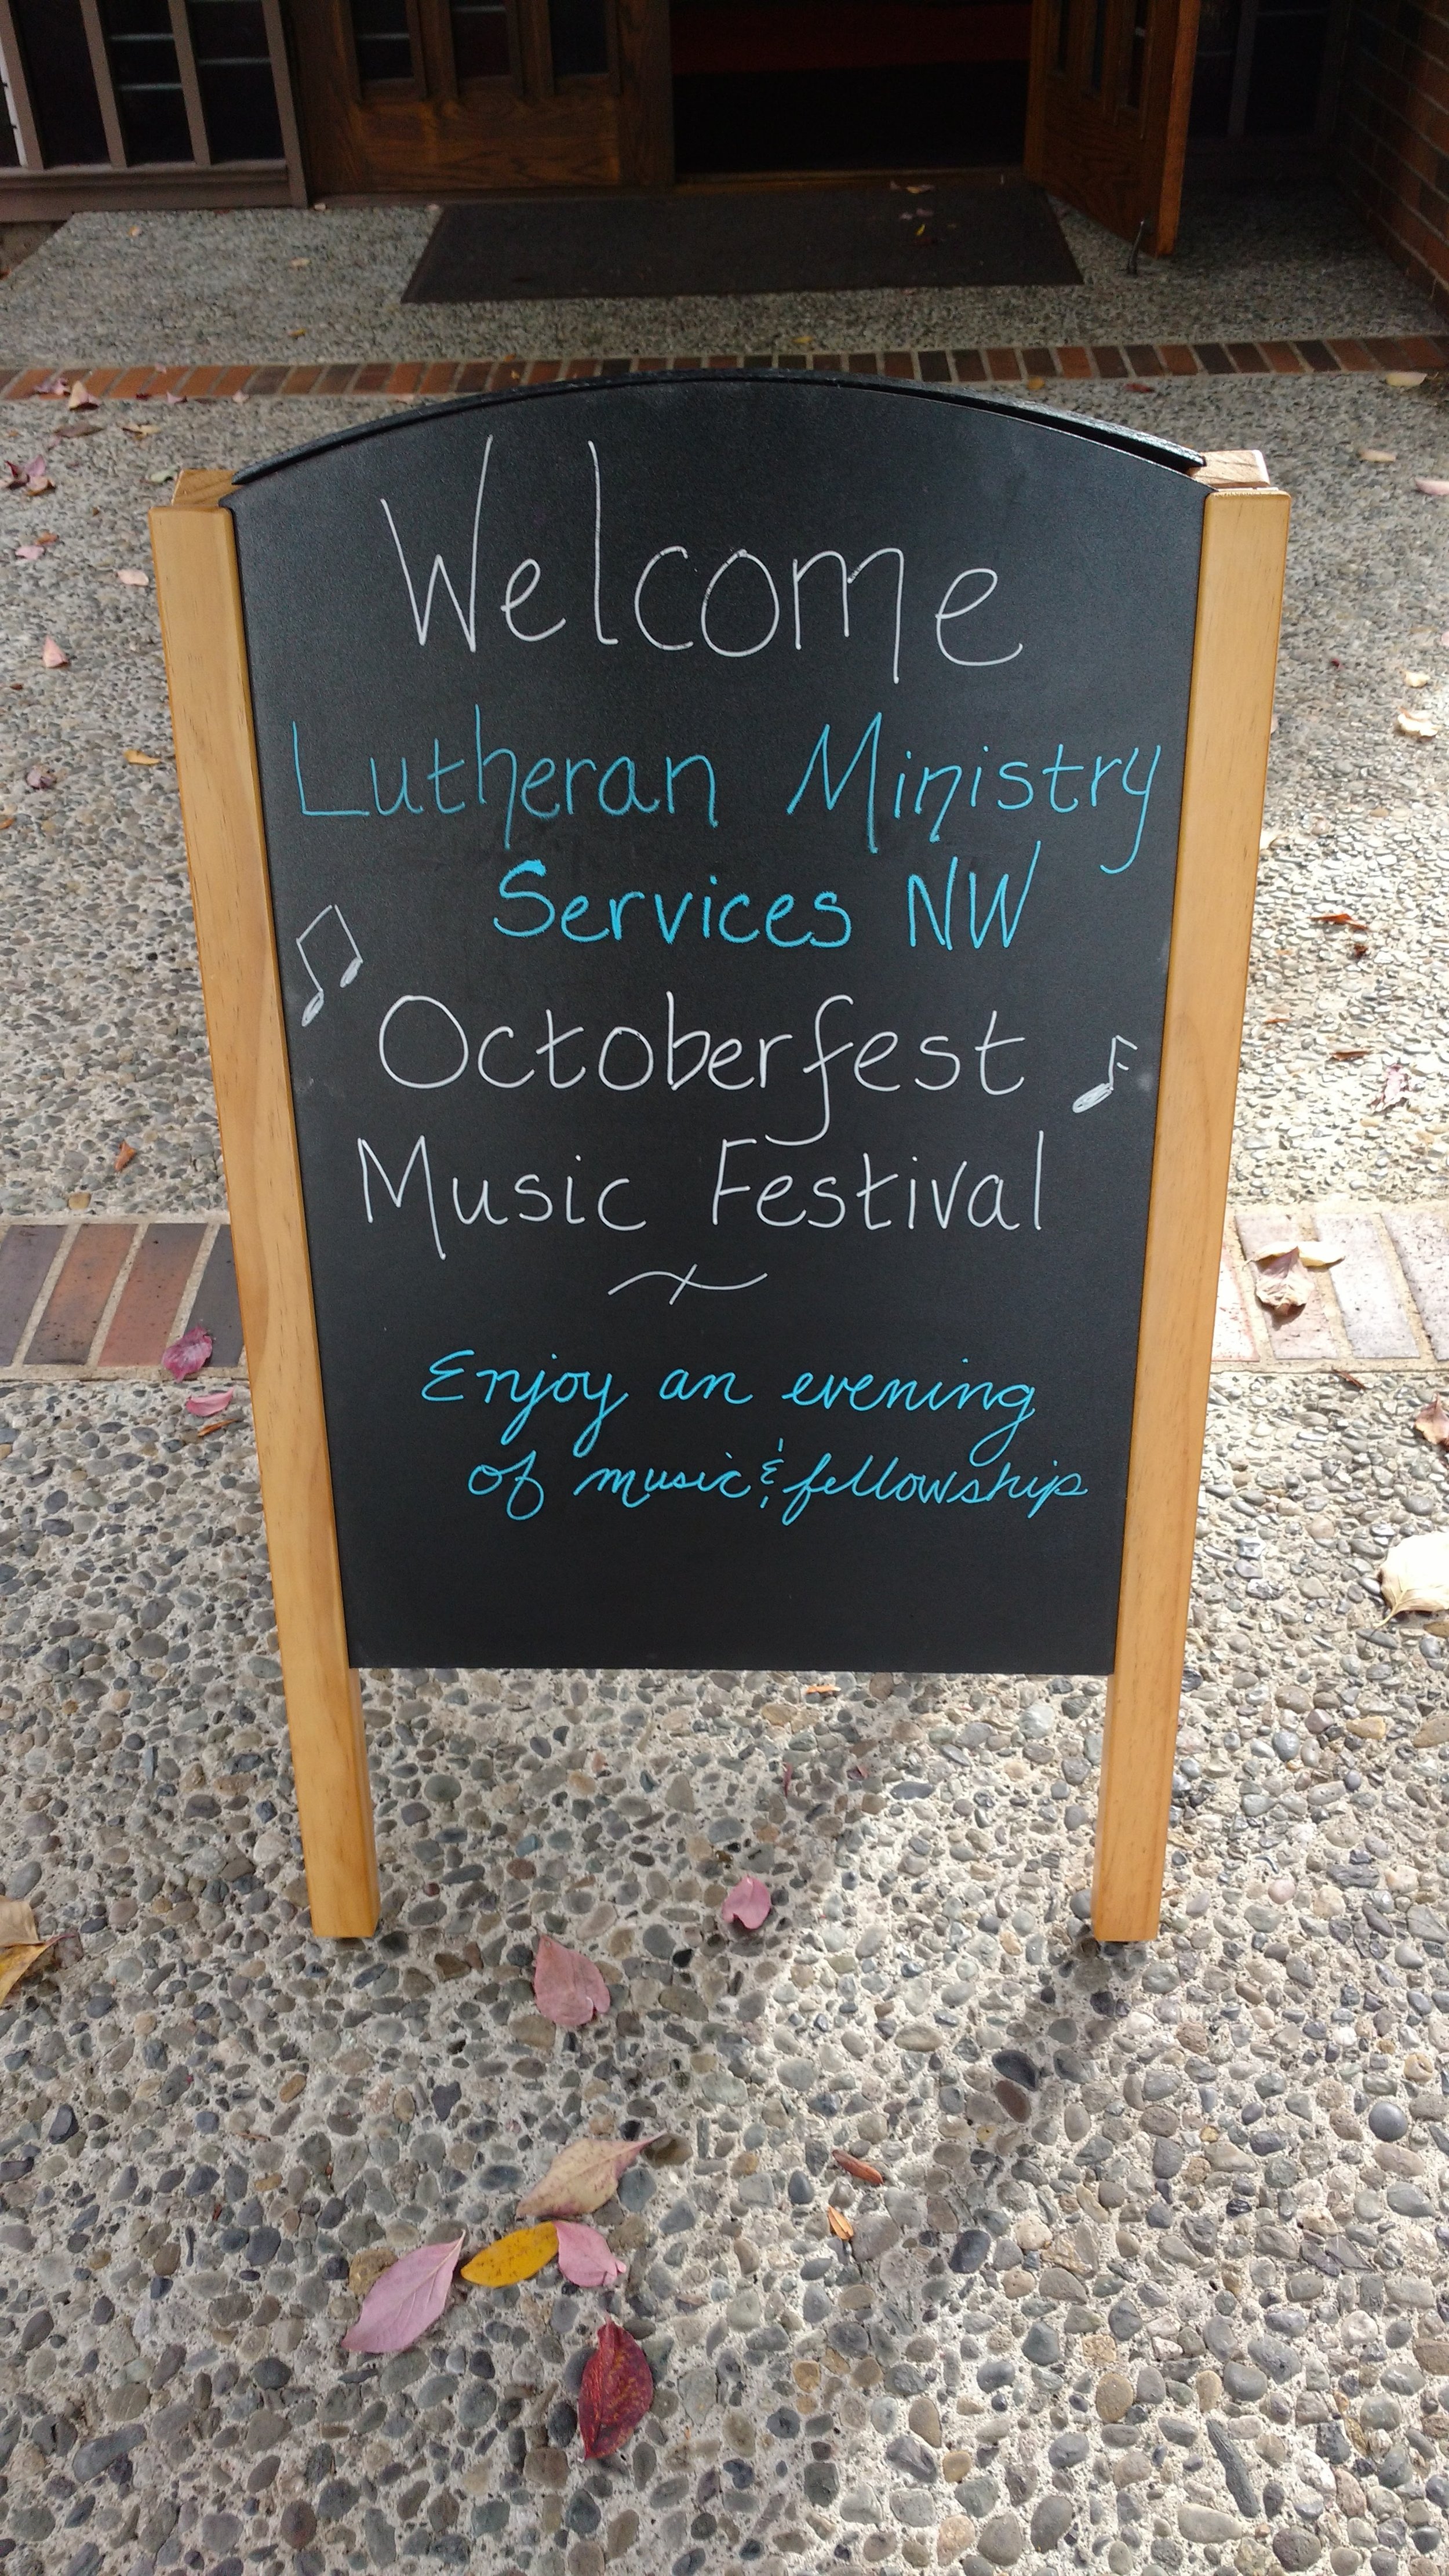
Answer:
top-left (296, 905), bottom-right (362, 1027)
top-left (1072, 1034), bottom-right (1137, 1114)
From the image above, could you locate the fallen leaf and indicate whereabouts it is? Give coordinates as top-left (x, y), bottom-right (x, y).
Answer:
top-left (1259, 828), bottom-right (1280, 853)
top-left (1334, 1367), bottom-right (1367, 1390)
top-left (24, 472), bottom-right (52, 497)
top-left (1313, 909), bottom-right (1369, 928)
top-left (0, 1897), bottom-right (38, 1943)
top-left (1298, 1243), bottom-right (1344, 1268)
top-left (35, 372), bottom-right (67, 396)
top-left (1358, 447), bottom-right (1397, 462)
top-left (14, 543), bottom-right (42, 561)
top-left (160, 1323), bottom-right (213, 1381)
top-left (578, 2321), bottom-right (653, 2459)
top-left (341, 2232), bottom-right (463, 2353)
top-left (1414, 1395), bottom-right (1449, 1449)
top-left (0, 1942), bottom-right (55, 2007)
top-left (1397, 711), bottom-right (1437, 740)
top-left (67, 381), bottom-right (97, 412)
top-left (114, 1140), bottom-right (137, 1171)
top-left (826, 2204), bottom-right (855, 2240)
top-left (518, 2133), bottom-right (661, 2220)
top-left (1414, 478), bottom-right (1449, 498)
top-left (1372, 1060), bottom-right (1411, 1111)
top-left (123, 748), bottom-right (163, 766)
top-left (460, 2223), bottom-right (558, 2287)
top-left (121, 424), bottom-right (163, 440)
top-left (1379, 1531), bottom-right (1449, 1617)
top-left (1331, 1047), bottom-right (1370, 1061)
top-left (554, 2219), bottom-right (628, 2286)
top-left (1406, 671), bottom-right (1432, 687)
top-left (1386, 370), bottom-right (1427, 389)
top-left (116, 568), bottom-right (149, 588)
top-left (180, 1416), bottom-right (239, 1444)
top-left (804, 1682), bottom-right (837, 1695)
top-left (831, 2151), bottom-right (884, 2185)
top-left (184, 1385), bottom-right (235, 1418)
top-left (24, 766), bottom-right (54, 790)
top-left (533, 1933), bottom-right (611, 2029)
top-left (1253, 1249), bottom-right (1310, 1316)
top-left (720, 1873), bottom-right (771, 1931)
top-left (40, 636), bottom-right (67, 668)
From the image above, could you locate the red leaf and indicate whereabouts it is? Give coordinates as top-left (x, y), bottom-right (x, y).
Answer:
top-left (720, 1873), bottom-right (771, 1931)
top-left (578, 2321), bottom-right (653, 2458)
top-left (533, 1933), bottom-right (610, 2029)
top-left (161, 1324), bottom-right (213, 1382)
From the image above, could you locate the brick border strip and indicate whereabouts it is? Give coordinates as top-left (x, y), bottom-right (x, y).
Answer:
top-left (2, 336), bottom-right (1447, 405)
top-left (2, 1207), bottom-right (1448, 1381)
top-left (0, 1215), bottom-right (241, 1378)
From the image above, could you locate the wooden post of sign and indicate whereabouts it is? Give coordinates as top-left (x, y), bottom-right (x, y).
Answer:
top-left (150, 472), bottom-right (379, 1941)
top-left (1093, 472), bottom-right (1290, 1943)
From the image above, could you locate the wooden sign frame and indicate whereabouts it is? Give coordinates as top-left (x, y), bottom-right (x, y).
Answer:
top-left (151, 442), bottom-right (1287, 1945)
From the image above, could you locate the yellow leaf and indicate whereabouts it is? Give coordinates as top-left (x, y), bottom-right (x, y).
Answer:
top-left (123, 748), bottom-right (163, 766)
top-left (0, 1942), bottom-right (53, 2006)
top-left (460, 2223), bottom-right (558, 2286)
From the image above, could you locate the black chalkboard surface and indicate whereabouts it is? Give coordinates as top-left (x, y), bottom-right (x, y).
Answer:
top-left (226, 377), bottom-right (1207, 1676)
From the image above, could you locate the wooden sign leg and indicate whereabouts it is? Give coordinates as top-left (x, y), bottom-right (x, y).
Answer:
top-left (151, 475), bottom-right (380, 1940)
top-left (1093, 484), bottom-right (1290, 1943)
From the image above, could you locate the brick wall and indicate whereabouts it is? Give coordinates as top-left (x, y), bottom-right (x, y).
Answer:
top-left (1335, 0), bottom-right (1449, 312)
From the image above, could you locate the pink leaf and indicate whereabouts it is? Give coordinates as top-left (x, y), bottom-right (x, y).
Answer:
top-left (161, 1324), bottom-right (213, 1382)
top-left (116, 569), bottom-right (149, 588)
top-left (554, 2220), bottom-right (627, 2287)
top-left (720, 1873), bottom-right (771, 1931)
top-left (24, 767), bottom-right (55, 791)
top-left (1414, 478), bottom-right (1449, 499)
top-left (184, 1386), bottom-right (234, 1418)
top-left (15, 543), bottom-right (43, 562)
top-left (533, 1933), bottom-right (611, 2029)
top-left (41, 636), bottom-right (68, 669)
top-left (341, 2233), bottom-right (463, 2354)
top-left (66, 381), bottom-right (97, 413)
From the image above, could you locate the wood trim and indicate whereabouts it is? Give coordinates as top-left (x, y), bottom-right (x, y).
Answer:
top-left (0, 0), bottom-right (43, 169)
top-left (167, 0), bottom-right (212, 168)
top-left (259, 0), bottom-right (311, 206)
top-left (75, 0), bottom-right (128, 169)
top-left (1153, 0), bottom-right (1200, 252)
top-left (150, 470), bottom-right (379, 1941)
top-left (617, 0), bottom-right (672, 183)
top-left (1092, 483), bottom-right (1289, 1943)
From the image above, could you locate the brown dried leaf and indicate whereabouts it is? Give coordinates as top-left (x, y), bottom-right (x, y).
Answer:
top-left (1414, 1395), bottom-right (1449, 1450)
top-left (1253, 1249), bottom-right (1310, 1316)
top-left (517, 2134), bottom-right (662, 2221)
top-left (1313, 909), bottom-right (1369, 928)
top-left (831, 2151), bottom-right (884, 2185)
top-left (1380, 1531), bottom-right (1449, 1617)
top-left (0, 1898), bottom-right (38, 1944)
top-left (114, 1141), bottom-right (137, 1172)
top-left (0, 1942), bottom-right (54, 2007)
top-left (826, 2205), bottom-right (855, 2240)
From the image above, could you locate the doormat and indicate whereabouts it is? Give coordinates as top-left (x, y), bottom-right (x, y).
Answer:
top-left (403, 180), bottom-right (1080, 302)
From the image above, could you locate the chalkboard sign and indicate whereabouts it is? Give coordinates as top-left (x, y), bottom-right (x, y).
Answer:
top-left (152, 384), bottom-right (1288, 1940)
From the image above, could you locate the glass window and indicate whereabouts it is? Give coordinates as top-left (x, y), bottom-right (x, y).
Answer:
top-left (100, 0), bottom-right (192, 162)
top-left (350, 0), bottom-right (414, 86)
top-left (10, 0), bottom-right (110, 165)
top-left (550, 0), bottom-right (608, 77)
top-left (451, 0), bottom-right (510, 78)
top-left (187, 0), bottom-right (284, 159)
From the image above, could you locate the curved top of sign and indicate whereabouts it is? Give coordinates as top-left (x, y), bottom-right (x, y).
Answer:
top-left (229, 368), bottom-right (1207, 492)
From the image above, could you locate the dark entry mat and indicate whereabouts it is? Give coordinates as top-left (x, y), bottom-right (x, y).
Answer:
top-left (403, 179), bottom-right (1080, 302)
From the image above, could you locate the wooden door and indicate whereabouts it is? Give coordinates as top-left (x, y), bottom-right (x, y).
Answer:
top-left (288, 0), bottom-right (671, 197)
top-left (1024, 0), bottom-right (1200, 254)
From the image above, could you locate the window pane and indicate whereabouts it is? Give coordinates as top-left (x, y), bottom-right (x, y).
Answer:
top-left (451, 0), bottom-right (510, 77)
top-left (351, 0), bottom-right (414, 84)
top-left (10, 0), bottom-right (109, 164)
top-left (100, 0), bottom-right (192, 161)
top-left (187, 0), bottom-right (284, 159)
top-left (550, 0), bottom-right (607, 77)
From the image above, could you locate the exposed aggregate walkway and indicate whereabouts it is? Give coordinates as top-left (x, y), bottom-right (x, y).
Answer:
top-left (0, 181), bottom-right (1447, 2576)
